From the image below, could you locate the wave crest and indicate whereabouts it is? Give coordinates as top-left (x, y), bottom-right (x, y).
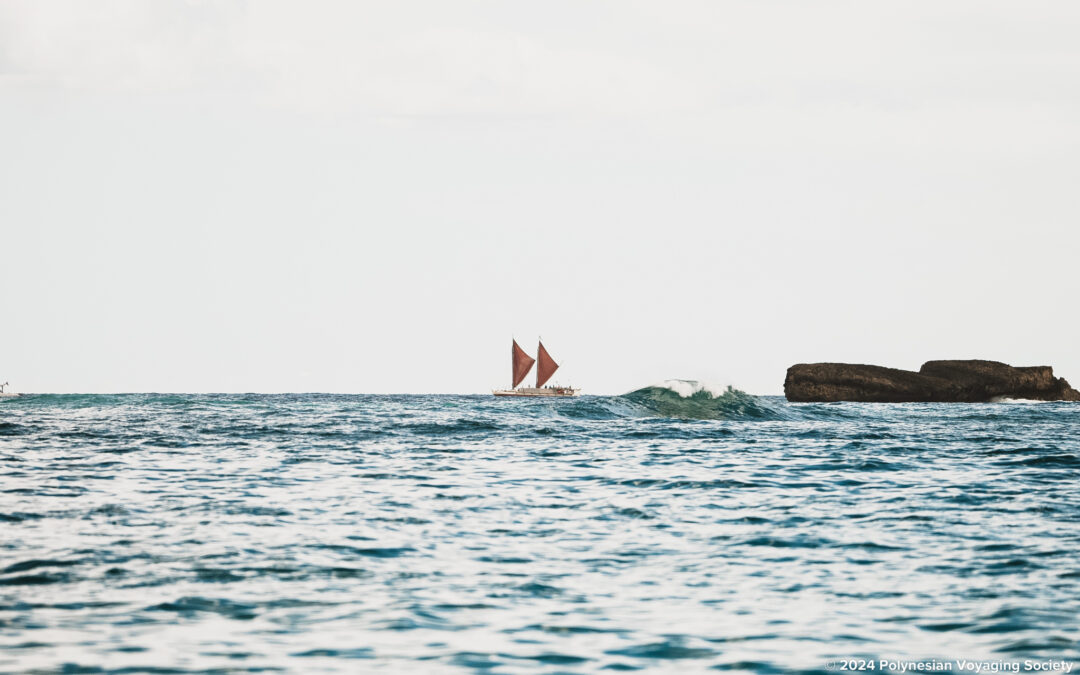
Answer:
top-left (617, 380), bottom-right (777, 420)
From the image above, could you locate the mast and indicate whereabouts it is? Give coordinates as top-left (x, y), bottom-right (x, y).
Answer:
top-left (511, 339), bottom-right (536, 389)
top-left (535, 341), bottom-right (559, 388)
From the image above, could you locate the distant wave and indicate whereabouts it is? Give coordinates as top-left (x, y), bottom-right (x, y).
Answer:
top-left (614, 380), bottom-right (779, 421)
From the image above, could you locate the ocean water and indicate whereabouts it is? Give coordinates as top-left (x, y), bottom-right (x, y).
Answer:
top-left (1, 388), bottom-right (1079, 674)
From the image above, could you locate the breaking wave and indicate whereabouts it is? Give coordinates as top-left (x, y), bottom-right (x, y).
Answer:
top-left (614, 380), bottom-right (780, 421)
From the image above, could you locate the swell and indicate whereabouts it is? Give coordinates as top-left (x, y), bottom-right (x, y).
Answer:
top-left (615, 384), bottom-right (779, 421)
top-left (466, 384), bottom-right (783, 424)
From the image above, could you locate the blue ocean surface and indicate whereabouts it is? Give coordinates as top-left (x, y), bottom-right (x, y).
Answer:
top-left (1, 387), bottom-right (1079, 673)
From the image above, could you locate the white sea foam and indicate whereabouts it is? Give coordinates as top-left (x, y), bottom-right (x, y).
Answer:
top-left (653, 379), bottom-right (737, 398)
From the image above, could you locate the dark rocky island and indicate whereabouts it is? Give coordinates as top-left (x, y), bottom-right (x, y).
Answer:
top-left (785, 360), bottom-right (1080, 403)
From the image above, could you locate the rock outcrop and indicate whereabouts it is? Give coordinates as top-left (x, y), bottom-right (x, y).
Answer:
top-left (784, 360), bottom-right (1080, 403)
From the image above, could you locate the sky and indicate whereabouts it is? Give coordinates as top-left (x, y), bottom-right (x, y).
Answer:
top-left (1, 1), bottom-right (1078, 394)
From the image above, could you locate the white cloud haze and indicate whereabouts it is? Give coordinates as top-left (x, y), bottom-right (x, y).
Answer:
top-left (1, 1), bottom-right (1078, 393)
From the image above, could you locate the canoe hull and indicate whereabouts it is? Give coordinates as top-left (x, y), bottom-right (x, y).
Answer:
top-left (493, 387), bottom-right (580, 398)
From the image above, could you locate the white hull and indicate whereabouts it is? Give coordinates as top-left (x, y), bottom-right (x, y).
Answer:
top-left (493, 387), bottom-right (580, 398)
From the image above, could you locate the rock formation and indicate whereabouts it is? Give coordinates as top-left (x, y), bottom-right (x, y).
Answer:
top-left (784, 360), bottom-right (1080, 403)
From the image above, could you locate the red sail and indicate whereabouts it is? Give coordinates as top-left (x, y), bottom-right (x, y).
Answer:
top-left (535, 341), bottom-right (559, 388)
top-left (511, 339), bottom-right (536, 388)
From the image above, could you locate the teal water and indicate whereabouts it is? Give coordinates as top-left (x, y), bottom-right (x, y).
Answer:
top-left (1, 390), bottom-right (1079, 673)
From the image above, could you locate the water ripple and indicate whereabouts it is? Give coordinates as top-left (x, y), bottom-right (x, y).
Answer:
top-left (1, 394), bottom-right (1079, 672)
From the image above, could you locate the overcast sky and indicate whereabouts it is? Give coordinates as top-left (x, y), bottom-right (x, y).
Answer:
top-left (2, 1), bottom-right (1078, 394)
